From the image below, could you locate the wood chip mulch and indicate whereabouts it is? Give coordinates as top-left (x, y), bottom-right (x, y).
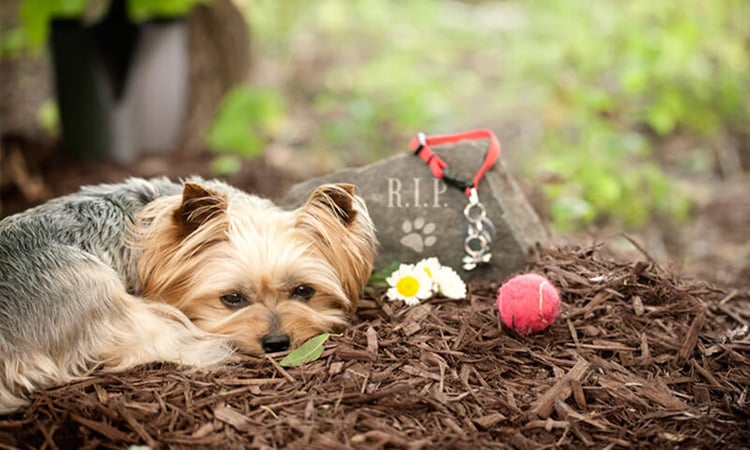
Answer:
top-left (1, 245), bottom-right (749, 449)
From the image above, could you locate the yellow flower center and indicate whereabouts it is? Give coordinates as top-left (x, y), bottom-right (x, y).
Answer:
top-left (396, 276), bottom-right (420, 297)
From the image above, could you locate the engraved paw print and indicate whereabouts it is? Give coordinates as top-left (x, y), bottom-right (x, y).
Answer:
top-left (400, 217), bottom-right (437, 253)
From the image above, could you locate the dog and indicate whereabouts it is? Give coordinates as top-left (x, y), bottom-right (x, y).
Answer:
top-left (0, 177), bottom-right (376, 412)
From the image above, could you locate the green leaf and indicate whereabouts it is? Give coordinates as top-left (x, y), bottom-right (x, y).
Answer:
top-left (368, 261), bottom-right (401, 286)
top-left (279, 333), bottom-right (330, 367)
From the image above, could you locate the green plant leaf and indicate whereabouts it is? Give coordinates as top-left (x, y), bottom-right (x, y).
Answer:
top-left (368, 261), bottom-right (401, 286)
top-left (279, 333), bottom-right (330, 367)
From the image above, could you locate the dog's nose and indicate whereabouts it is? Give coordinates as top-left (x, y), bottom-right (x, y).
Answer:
top-left (261, 334), bottom-right (290, 353)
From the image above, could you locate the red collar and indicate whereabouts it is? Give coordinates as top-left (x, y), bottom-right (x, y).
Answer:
top-left (409, 129), bottom-right (501, 197)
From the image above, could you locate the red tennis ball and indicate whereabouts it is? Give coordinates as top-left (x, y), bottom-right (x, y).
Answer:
top-left (497, 273), bottom-right (560, 334)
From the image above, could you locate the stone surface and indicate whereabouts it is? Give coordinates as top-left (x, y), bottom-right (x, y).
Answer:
top-left (282, 140), bottom-right (550, 281)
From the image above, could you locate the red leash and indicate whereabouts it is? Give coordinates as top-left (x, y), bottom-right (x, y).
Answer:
top-left (409, 129), bottom-right (501, 197)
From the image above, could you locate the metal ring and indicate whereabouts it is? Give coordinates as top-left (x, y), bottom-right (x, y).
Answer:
top-left (464, 233), bottom-right (489, 257)
top-left (463, 201), bottom-right (486, 223)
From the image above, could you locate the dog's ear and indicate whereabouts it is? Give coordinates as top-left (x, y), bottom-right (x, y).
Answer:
top-left (297, 183), bottom-right (376, 307)
top-left (174, 182), bottom-right (227, 236)
top-left (304, 183), bottom-right (358, 226)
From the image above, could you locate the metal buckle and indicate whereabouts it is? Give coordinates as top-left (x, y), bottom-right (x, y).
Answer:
top-left (413, 132), bottom-right (427, 155)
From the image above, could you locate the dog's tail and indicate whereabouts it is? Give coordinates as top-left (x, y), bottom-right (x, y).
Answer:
top-left (0, 294), bottom-right (234, 414)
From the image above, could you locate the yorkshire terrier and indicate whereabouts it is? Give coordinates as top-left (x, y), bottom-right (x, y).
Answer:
top-left (0, 178), bottom-right (376, 412)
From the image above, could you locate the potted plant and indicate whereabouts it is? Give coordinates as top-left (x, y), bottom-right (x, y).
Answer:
top-left (21, 0), bottom-right (207, 162)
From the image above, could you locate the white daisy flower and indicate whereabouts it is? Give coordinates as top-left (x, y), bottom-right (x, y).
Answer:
top-left (386, 263), bottom-right (433, 305)
top-left (433, 265), bottom-right (467, 300)
top-left (415, 257), bottom-right (442, 292)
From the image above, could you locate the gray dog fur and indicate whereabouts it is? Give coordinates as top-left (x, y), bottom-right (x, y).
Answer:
top-left (0, 178), bottom-right (236, 412)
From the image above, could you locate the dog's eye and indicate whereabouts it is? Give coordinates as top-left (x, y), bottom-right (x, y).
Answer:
top-left (290, 285), bottom-right (316, 301)
top-left (220, 292), bottom-right (249, 308)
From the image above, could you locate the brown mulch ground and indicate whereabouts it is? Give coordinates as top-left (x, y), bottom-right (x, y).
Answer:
top-left (1, 245), bottom-right (748, 450)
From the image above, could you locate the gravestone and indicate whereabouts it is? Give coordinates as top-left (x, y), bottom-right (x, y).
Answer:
top-left (282, 140), bottom-right (549, 281)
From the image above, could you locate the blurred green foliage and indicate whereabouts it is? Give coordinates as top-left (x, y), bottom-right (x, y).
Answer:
top-left (18, 0), bottom-right (207, 47)
top-left (37, 99), bottom-right (60, 135)
top-left (511, 0), bottom-right (747, 230)
top-left (205, 86), bottom-right (284, 175)
top-left (127, 0), bottom-right (207, 22)
top-left (5, 0), bottom-right (748, 233)
top-left (0, 26), bottom-right (26, 58)
top-left (239, 0), bottom-right (748, 231)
